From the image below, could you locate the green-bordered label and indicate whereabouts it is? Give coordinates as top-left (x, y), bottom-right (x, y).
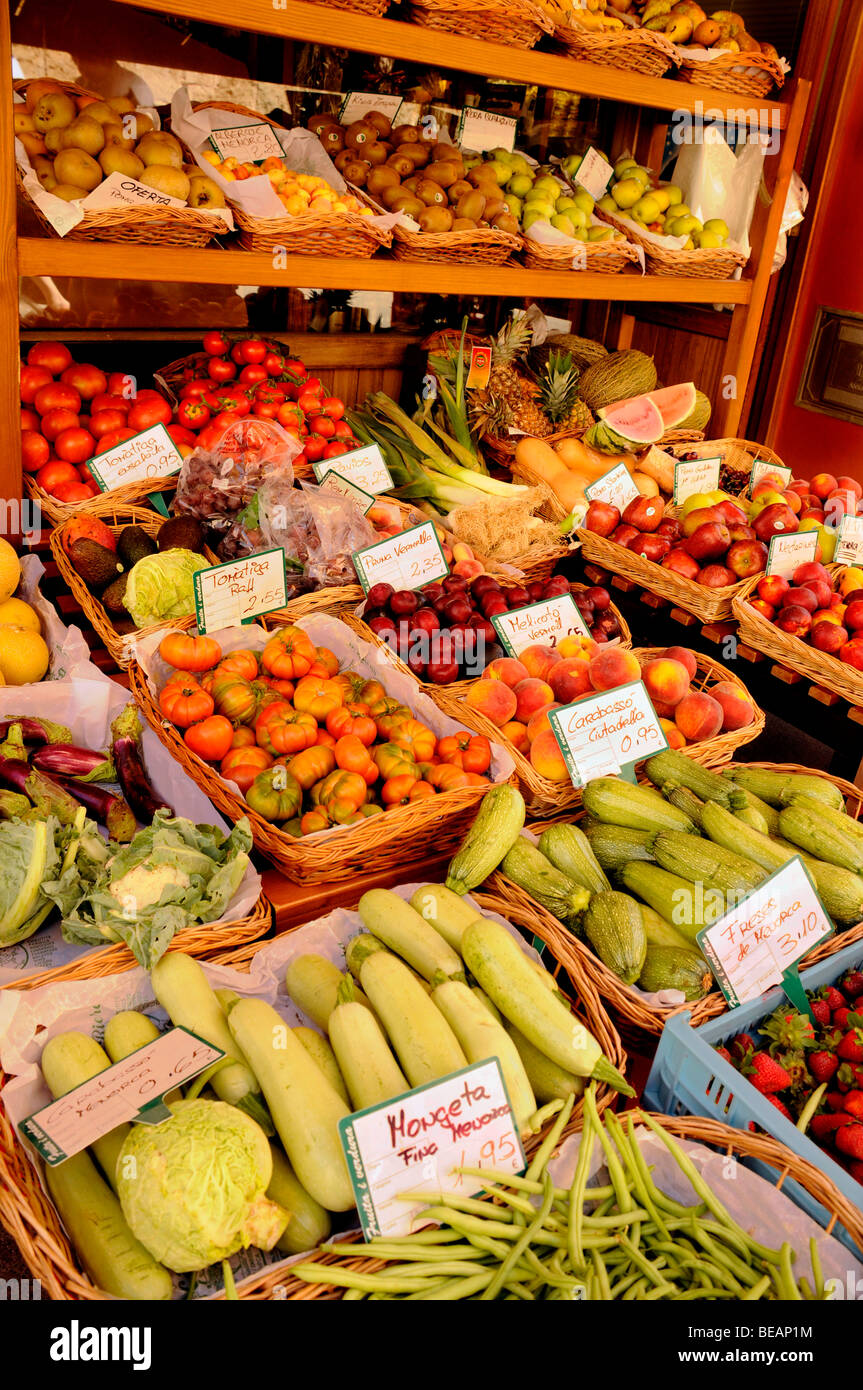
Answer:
top-left (548, 678), bottom-right (668, 789)
top-left (352, 520), bottom-right (448, 595)
top-left (194, 547), bottom-right (288, 633)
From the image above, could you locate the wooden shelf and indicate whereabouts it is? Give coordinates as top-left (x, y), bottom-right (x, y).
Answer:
top-left (117, 0), bottom-right (790, 127)
top-left (16, 239), bottom-right (753, 303)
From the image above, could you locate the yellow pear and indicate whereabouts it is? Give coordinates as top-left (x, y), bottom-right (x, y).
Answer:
top-left (13, 110), bottom-right (36, 135)
top-left (140, 165), bottom-right (190, 200)
top-left (107, 96), bottom-right (136, 115)
top-left (49, 182), bottom-right (89, 202)
top-left (99, 145), bottom-right (145, 179)
top-left (102, 121), bottom-right (135, 151)
top-left (187, 175), bottom-right (226, 209)
top-left (54, 148), bottom-right (103, 192)
top-left (136, 132), bottom-right (183, 170)
top-left (123, 112), bottom-right (153, 140)
top-left (31, 91), bottom-right (77, 132)
top-left (32, 156), bottom-right (57, 190)
top-left (80, 100), bottom-right (118, 125)
top-left (58, 115), bottom-right (105, 156)
top-left (18, 131), bottom-right (47, 159)
top-left (25, 79), bottom-right (65, 110)
top-left (44, 128), bottom-right (64, 153)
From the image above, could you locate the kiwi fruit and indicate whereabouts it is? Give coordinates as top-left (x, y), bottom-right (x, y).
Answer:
top-left (364, 141), bottom-right (390, 167)
top-left (344, 119), bottom-right (377, 150)
top-left (334, 149), bottom-right (354, 173)
top-left (342, 159), bottom-right (371, 186)
top-left (414, 177), bottom-right (447, 207)
top-left (386, 152), bottom-right (415, 179)
top-left (390, 125), bottom-right (419, 146)
top-left (493, 212), bottom-right (520, 235)
top-left (309, 114), bottom-right (339, 138)
top-left (380, 184), bottom-right (408, 210)
top-left (447, 179), bottom-right (473, 203)
top-left (451, 217), bottom-right (478, 231)
top-left (367, 165), bottom-right (400, 198)
top-left (116, 524), bottom-right (157, 569)
top-left (400, 143), bottom-right (430, 168)
top-left (364, 110), bottom-right (392, 139)
top-left (418, 205), bottom-right (454, 233)
top-left (157, 515), bottom-right (204, 553)
top-left (389, 192), bottom-right (424, 219)
top-left (455, 190), bottom-right (486, 222)
top-left (319, 126), bottom-right (344, 155)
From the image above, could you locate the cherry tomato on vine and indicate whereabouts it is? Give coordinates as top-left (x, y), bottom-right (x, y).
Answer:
top-left (203, 330), bottom-right (230, 356)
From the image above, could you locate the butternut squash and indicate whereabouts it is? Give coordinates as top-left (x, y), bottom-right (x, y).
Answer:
top-left (514, 436), bottom-right (571, 490)
top-left (632, 471), bottom-right (660, 497)
top-left (636, 444), bottom-right (677, 495)
top-left (554, 436), bottom-right (631, 478)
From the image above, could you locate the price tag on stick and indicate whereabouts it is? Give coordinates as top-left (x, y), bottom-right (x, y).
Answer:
top-left (87, 423), bottom-right (183, 492)
top-left (339, 92), bottom-right (404, 125)
top-left (313, 444), bottom-right (393, 495)
top-left (573, 147), bottom-right (614, 200)
top-left (548, 679), bottom-right (668, 788)
top-left (194, 548), bottom-right (289, 633)
top-left (455, 108), bottom-right (517, 154)
top-left (492, 595), bottom-right (590, 657)
top-left (765, 530), bottom-right (819, 580)
top-left (339, 1060), bottom-right (525, 1240)
top-left (835, 516), bottom-right (863, 565)
top-left (352, 521), bottom-right (449, 594)
top-left (696, 857), bottom-right (833, 1009)
top-left (748, 458), bottom-right (792, 497)
top-left (318, 470), bottom-right (375, 514)
top-left (584, 462), bottom-right (639, 515)
top-left (673, 455), bottom-right (721, 506)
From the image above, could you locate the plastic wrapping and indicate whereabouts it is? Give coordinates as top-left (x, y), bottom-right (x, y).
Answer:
top-left (260, 480), bottom-right (378, 588)
top-left (174, 418), bottom-right (301, 539)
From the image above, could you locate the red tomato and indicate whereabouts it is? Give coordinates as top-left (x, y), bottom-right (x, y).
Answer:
top-left (179, 380), bottom-right (211, 401)
top-left (90, 409), bottom-right (128, 439)
top-left (196, 424), bottom-right (225, 451)
top-left (308, 414), bottom-right (336, 438)
top-left (20, 365), bottom-right (52, 404)
top-left (207, 356), bottom-right (237, 384)
top-left (239, 363), bottom-right (268, 387)
top-left (254, 384), bottom-right (286, 405)
top-left (34, 382), bottom-right (81, 417)
top-left (27, 341), bottom-right (73, 375)
top-left (333, 420), bottom-right (354, 439)
top-left (277, 401), bottom-right (303, 426)
top-left (40, 407), bottom-right (81, 442)
top-left (323, 440), bottom-right (349, 459)
top-left (283, 358), bottom-right (307, 379)
top-left (211, 388), bottom-right (250, 416)
top-left (90, 392), bottom-right (129, 416)
top-left (22, 431), bottom-right (50, 473)
top-left (36, 460), bottom-right (80, 491)
top-left (177, 399), bottom-right (210, 430)
top-left (52, 481), bottom-right (99, 502)
top-left (20, 408), bottom-right (40, 432)
top-left (238, 338), bottom-right (267, 365)
top-left (211, 410), bottom-right (244, 432)
top-left (131, 388), bottom-right (166, 405)
top-left (263, 351), bottom-right (285, 376)
top-left (203, 331), bottom-right (230, 357)
top-left (55, 426), bottom-right (96, 464)
top-left (291, 450), bottom-right (308, 471)
top-left (230, 342), bottom-right (247, 365)
top-left (302, 376), bottom-right (323, 398)
top-left (106, 371), bottom-right (136, 399)
top-left (253, 400), bottom-right (280, 420)
top-left (128, 397), bottom-right (172, 432)
top-left (321, 396), bottom-right (345, 420)
top-left (60, 363), bottom-right (107, 400)
top-left (96, 428), bottom-right (136, 454)
top-left (167, 423), bottom-right (196, 448)
top-left (303, 434), bottom-right (326, 461)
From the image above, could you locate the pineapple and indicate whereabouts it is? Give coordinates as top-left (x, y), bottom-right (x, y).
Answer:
top-left (484, 315), bottom-right (549, 436)
top-left (535, 350), bottom-right (594, 435)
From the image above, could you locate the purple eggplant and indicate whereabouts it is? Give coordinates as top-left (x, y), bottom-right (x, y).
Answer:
top-left (111, 705), bottom-right (173, 824)
top-left (32, 744), bottom-right (116, 783)
top-left (0, 717), bottom-right (72, 745)
top-left (0, 757), bottom-right (82, 824)
top-left (52, 775), bottom-right (136, 842)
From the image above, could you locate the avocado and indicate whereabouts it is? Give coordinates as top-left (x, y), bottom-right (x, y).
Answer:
top-left (117, 525), bottom-right (157, 569)
top-left (68, 539), bottom-right (123, 591)
top-left (101, 573), bottom-right (130, 615)
top-left (157, 516), bottom-right (204, 554)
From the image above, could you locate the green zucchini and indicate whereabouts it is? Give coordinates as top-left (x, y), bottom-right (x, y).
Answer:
top-left (582, 891), bottom-right (647, 985)
top-left (328, 987), bottom-right (409, 1111)
top-left (103, 1011), bottom-right (159, 1062)
top-left (582, 778), bottom-right (696, 834)
top-left (637, 946), bottom-right (714, 1001)
top-left (538, 822), bottom-right (610, 895)
top-left (215, 988), bottom-right (241, 1016)
top-left (359, 951), bottom-right (467, 1087)
top-left (722, 766), bottom-right (845, 811)
top-left (645, 750), bottom-right (733, 805)
top-left (584, 822), bottom-right (656, 873)
top-left (500, 837), bottom-right (590, 924)
top-left (780, 796), bottom-right (863, 872)
top-left (638, 903), bottom-right (694, 952)
top-left (345, 934), bottom-right (432, 995)
top-left (409, 884), bottom-right (483, 951)
top-left (285, 953), bottom-right (375, 1028)
top-left (472, 987), bottom-right (503, 1022)
top-left (267, 1144), bottom-right (331, 1256)
top-left (504, 1024), bottom-right (586, 1104)
top-left (731, 802), bottom-right (771, 834)
top-left (652, 830), bottom-right (768, 895)
top-left (359, 888), bottom-right (464, 981)
top-left (618, 861), bottom-right (719, 944)
top-left (662, 784), bottom-right (706, 828)
top-left (431, 979), bottom-right (536, 1133)
top-left (727, 786), bottom-right (780, 835)
top-left (40, 1032), bottom-right (129, 1192)
top-left (293, 1027), bottom-right (350, 1104)
top-left (446, 784), bottom-right (526, 895)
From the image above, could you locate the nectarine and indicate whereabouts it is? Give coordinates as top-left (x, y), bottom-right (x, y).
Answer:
top-left (514, 677), bottom-right (555, 723)
top-left (465, 678), bottom-right (517, 727)
top-left (588, 646), bottom-right (641, 692)
top-left (529, 728), bottom-right (570, 783)
top-left (711, 680), bottom-right (755, 731)
top-left (674, 691), bottom-right (724, 741)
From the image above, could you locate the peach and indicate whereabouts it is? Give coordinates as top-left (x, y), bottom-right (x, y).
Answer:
top-left (465, 678), bottom-right (517, 728)
top-left (588, 646), bottom-right (642, 692)
top-left (520, 643), bottom-right (563, 681)
top-left (641, 657), bottom-right (691, 710)
top-left (526, 701), bottom-right (561, 744)
top-left (453, 559), bottom-right (484, 581)
top-left (484, 657), bottom-right (528, 688)
top-left (711, 680), bottom-right (755, 732)
top-left (809, 472), bottom-right (838, 501)
top-left (529, 728), bottom-right (570, 783)
top-left (660, 717), bottom-right (686, 750)
top-left (836, 475), bottom-right (863, 501)
top-left (558, 633), bottom-right (597, 661)
top-left (451, 541), bottom-right (475, 562)
top-left (514, 677), bottom-right (555, 723)
top-left (662, 645), bottom-right (698, 680)
top-left (674, 691), bottom-right (724, 742)
top-left (501, 719), bottom-right (529, 753)
top-left (549, 657), bottom-right (593, 703)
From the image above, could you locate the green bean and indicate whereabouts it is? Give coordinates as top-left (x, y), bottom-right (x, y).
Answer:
top-left (586, 1085), bottom-right (633, 1215)
top-left (622, 1277), bottom-right (648, 1300)
top-left (292, 1265), bottom-right (454, 1293)
top-left (410, 1272), bottom-right (497, 1300)
top-left (779, 1242), bottom-right (802, 1300)
top-left (738, 1272), bottom-right (772, 1301)
top-left (504, 1281), bottom-right (535, 1300)
top-left (622, 1114), bottom-right (672, 1240)
top-left (342, 1287), bottom-right (368, 1301)
top-left (324, 1240), bottom-right (479, 1262)
top-left (401, 1190), bottom-right (516, 1221)
top-left (796, 1082), bottom-right (827, 1135)
top-left (481, 1171), bottom-right (557, 1301)
top-left (616, 1234), bottom-right (669, 1290)
top-left (528, 1099), bottom-right (565, 1132)
top-left (591, 1248), bottom-right (612, 1300)
top-left (686, 1222), bottom-right (760, 1289)
top-left (606, 1271), bottom-right (640, 1299)
top-left (799, 1277), bottom-right (816, 1301)
top-left (567, 1116), bottom-right (596, 1274)
top-left (584, 1207), bottom-right (651, 1229)
top-left (525, 1093), bottom-right (575, 1183)
top-left (809, 1237), bottom-right (825, 1298)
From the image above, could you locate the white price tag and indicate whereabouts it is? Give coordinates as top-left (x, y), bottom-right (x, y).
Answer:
top-left (319, 470), bottom-right (375, 514)
top-left (748, 458), bottom-right (792, 497)
top-left (765, 530), bottom-right (819, 579)
top-left (20, 1028), bottom-right (223, 1165)
top-left (584, 462), bottom-right (639, 514)
top-left (87, 423), bottom-right (182, 492)
top-left (492, 595), bottom-right (590, 657)
top-left (455, 108), bottom-right (517, 154)
top-left (194, 548), bottom-right (288, 632)
top-left (208, 122), bottom-right (284, 163)
top-left (81, 170), bottom-right (186, 211)
top-left (339, 1060), bottom-right (525, 1240)
top-left (313, 444), bottom-right (393, 495)
top-left (549, 679), bottom-right (668, 788)
top-left (835, 516), bottom-right (863, 566)
top-left (697, 858), bottom-right (832, 1008)
top-left (673, 455), bottom-right (721, 506)
top-left (339, 93), bottom-right (404, 125)
top-left (352, 521), bottom-right (448, 594)
top-left (573, 147), bottom-right (614, 201)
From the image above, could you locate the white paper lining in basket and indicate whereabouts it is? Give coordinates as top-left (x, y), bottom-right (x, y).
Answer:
top-left (18, 554), bottom-right (102, 684)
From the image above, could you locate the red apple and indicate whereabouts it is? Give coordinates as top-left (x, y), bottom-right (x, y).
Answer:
top-left (726, 538), bottom-right (768, 579)
top-left (629, 534), bottom-right (672, 562)
top-left (844, 601), bottom-right (863, 632)
top-left (824, 490), bottom-right (858, 525)
top-left (757, 574), bottom-right (790, 605)
top-left (752, 503), bottom-right (799, 542)
top-left (714, 500), bottom-right (748, 528)
top-left (775, 604), bottom-right (812, 637)
top-left (811, 623), bottom-right (848, 654)
top-left (586, 500), bottom-right (621, 537)
top-left (583, 585), bottom-right (610, 611)
top-left (611, 524), bottom-right (639, 547)
top-left (749, 598), bottom-right (775, 619)
top-left (662, 549), bottom-right (701, 580)
top-left (685, 521), bottom-right (732, 562)
top-left (728, 521), bottom-right (757, 542)
top-left (656, 518), bottom-right (682, 543)
top-left (698, 564), bottom-right (736, 588)
top-left (681, 505), bottom-right (722, 538)
top-left (781, 586), bottom-right (818, 613)
top-left (800, 508), bottom-right (826, 524)
top-left (622, 496), bottom-right (664, 533)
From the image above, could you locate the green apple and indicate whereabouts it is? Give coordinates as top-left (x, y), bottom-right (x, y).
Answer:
top-left (614, 156), bottom-right (638, 180)
top-left (597, 193), bottom-right (618, 214)
top-left (534, 176), bottom-right (562, 198)
top-left (509, 156), bottom-right (533, 178)
top-left (489, 148), bottom-right (514, 164)
top-left (703, 217), bottom-right (729, 239)
top-left (694, 229), bottom-right (723, 249)
top-left (611, 177), bottom-right (643, 210)
top-left (628, 166), bottom-right (652, 187)
top-left (561, 153), bottom-right (582, 176)
top-left (555, 194), bottom-right (577, 212)
top-left (573, 189), bottom-right (594, 215)
top-left (651, 189), bottom-right (671, 212)
top-left (663, 185), bottom-right (684, 207)
top-left (632, 193), bottom-right (663, 223)
top-left (798, 518), bottom-right (836, 562)
top-left (551, 213), bottom-right (576, 237)
top-left (523, 208), bottom-right (552, 231)
top-left (483, 159), bottom-right (512, 186)
top-left (587, 225), bottom-right (614, 242)
top-left (524, 186), bottom-right (551, 203)
top-left (507, 173), bottom-right (534, 198)
top-left (669, 214), bottom-right (702, 236)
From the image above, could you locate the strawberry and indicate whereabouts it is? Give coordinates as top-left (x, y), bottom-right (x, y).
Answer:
top-left (833, 1006), bottom-right (854, 1031)
top-left (819, 985), bottom-right (847, 1013)
top-left (811, 1113), bottom-right (850, 1140)
top-left (809, 1050), bottom-right (839, 1084)
top-left (838, 1062), bottom-right (863, 1090)
top-left (841, 970), bottom-right (863, 1000)
top-left (835, 1123), bottom-right (863, 1160)
top-left (837, 1028), bottom-right (863, 1064)
top-left (730, 1032), bottom-right (756, 1061)
top-left (827, 1091), bottom-right (849, 1111)
top-left (809, 998), bottom-right (832, 1027)
top-left (762, 1006), bottom-right (816, 1055)
top-left (844, 1091), bottom-right (863, 1120)
top-left (764, 1094), bottom-right (792, 1120)
top-left (742, 1051), bottom-right (792, 1096)
top-left (776, 1049), bottom-right (811, 1090)
top-left (715, 1045), bottom-right (732, 1064)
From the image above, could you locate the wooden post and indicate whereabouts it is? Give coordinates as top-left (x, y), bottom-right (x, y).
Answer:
top-left (0, 2), bottom-right (21, 523)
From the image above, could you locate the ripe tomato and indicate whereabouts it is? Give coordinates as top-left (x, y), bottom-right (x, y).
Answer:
top-left (211, 388), bottom-right (250, 417)
top-left (321, 396), bottom-right (345, 420)
top-left (308, 413), bottom-right (336, 438)
top-left (197, 424), bottom-right (225, 451)
top-left (239, 363), bottom-right (268, 387)
top-left (96, 428), bottom-right (136, 454)
top-left (303, 434), bottom-right (326, 461)
top-left (211, 410), bottom-right (244, 432)
top-left (90, 392), bottom-right (129, 416)
top-left (230, 342), bottom-right (247, 365)
top-left (323, 440), bottom-right (349, 459)
top-left (283, 358), bottom-right (307, 380)
top-left (263, 350), bottom-right (285, 376)
top-left (33, 382), bottom-right (81, 416)
top-left (53, 480), bottom-right (99, 502)
top-left (179, 380), bottom-right (211, 401)
top-left (297, 386), bottom-right (323, 415)
top-left (107, 371), bottom-right (136, 399)
top-left (277, 400), bottom-right (303, 425)
top-left (238, 338), bottom-right (267, 365)
top-left (167, 423), bottom-right (196, 448)
top-left (128, 397), bottom-right (172, 431)
top-left (40, 407), bottom-right (81, 442)
top-left (291, 450), bottom-right (308, 471)
top-left (253, 400), bottom-right (280, 419)
top-left (177, 399), bottom-right (210, 430)
top-left (27, 341), bottom-right (73, 375)
top-left (55, 426), bottom-right (96, 464)
top-left (203, 331), bottom-right (230, 357)
top-left (22, 431), bottom-right (50, 473)
top-left (207, 356), bottom-right (237, 384)
top-left (254, 384), bottom-right (286, 405)
top-left (20, 365), bottom-right (52, 404)
top-left (90, 409), bottom-right (128, 439)
top-left (36, 460), bottom-right (80, 491)
top-left (333, 420), bottom-right (354, 439)
top-left (60, 363), bottom-right (107, 400)
top-left (184, 715), bottom-right (234, 761)
top-left (20, 408), bottom-right (40, 432)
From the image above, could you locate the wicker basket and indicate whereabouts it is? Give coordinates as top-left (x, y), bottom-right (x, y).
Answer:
top-left (392, 220), bottom-right (521, 265)
top-left (25, 472), bottom-right (178, 527)
top-left (521, 229), bottom-right (641, 276)
top-left (733, 563), bottom-right (863, 707)
top-left (243, 1110), bottom-right (863, 1297)
top-left (677, 48), bottom-right (786, 97)
top-left (595, 206), bottom-right (749, 280)
top-left (49, 507), bottom-right (202, 668)
top-left (409, 0), bottom-right (553, 48)
top-left (0, 888), bottom-right (624, 1301)
top-left (667, 435), bottom-right (787, 496)
top-left (576, 523), bottom-right (749, 624)
top-left (14, 79), bottom-right (227, 247)
top-left (555, 23), bottom-right (679, 76)
top-left (439, 645), bottom-right (763, 819)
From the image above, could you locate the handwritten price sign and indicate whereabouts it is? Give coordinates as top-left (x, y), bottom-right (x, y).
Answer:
top-left (313, 443), bottom-right (393, 495)
top-left (835, 516), bottom-right (863, 566)
top-left (20, 1028), bottom-right (223, 1165)
top-left (87, 423), bottom-right (183, 492)
top-left (673, 455), bottom-right (721, 506)
top-left (749, 458), bottom-right (793, 497)
top-left (492, 594), bottom-right (590, 658)
top-left (339, 92), bottom-right (404, 125)
top-left (455, 108), bottom-right (517, 154)
top-left (194, 548), bottom-right (288, 632)
top-left (697, 858), bottom-right (832, 1007)
top-left (352, 521), bottom-right (448, 594)
top-left (584, 462), bottom-right (639, 515)
top-left (765, 530), bottom-right (819, 580)
top-left (209, 122), bottom-right (284, 163)
top-left (572, 147), bottom-right (614, 201)
top-left (339, 1060), bottom-right (525, 1239)
top-left (549, 679), bottom-right (668, 788)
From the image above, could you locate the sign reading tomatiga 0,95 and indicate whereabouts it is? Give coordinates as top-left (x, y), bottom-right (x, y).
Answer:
top-left (549, 679), bottom-right (668, 788)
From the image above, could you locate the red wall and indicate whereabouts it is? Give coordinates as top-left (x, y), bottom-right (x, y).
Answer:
top-left (771, 72), bottom-right (863, 476)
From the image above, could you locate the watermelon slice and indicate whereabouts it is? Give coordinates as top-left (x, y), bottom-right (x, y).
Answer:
top-left (598, 382), bottom-right (696, 432)
top-left (595, 395), bottom-right (664, 445)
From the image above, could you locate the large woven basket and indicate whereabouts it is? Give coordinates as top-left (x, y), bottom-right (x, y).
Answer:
top-left (14, 79), bottom-right (226, 247)
top-left (576, 523), bottom-right (749, 624)
top-left (677, 48), bottom-right (786, 97)
top-left (490, 762), bottom-right (863, 1043)
top-left (521, 230), bottom-right (640, 276)
top-left (733, 563), bottom-right (863, 708)
top-left (247, 1111), bottom-right (863, 1297)
top-left (0, 888), bottom-right (624, 1301)
top-left (392, 221), bottom-right (521, 265)
top-left (49, 507), bottom-right (201, 668)
top-left (439, 644), bottom-right (764, 818)
top-left (25, 472), bottom-right (178, 527)
top-left (409, 0), bottom-right (553, 48)
top-left (667, 436), bottom-right (787, 499)
top-left (595, 206), bottom-right (749, 280)
top-left (554, 23), bottom-right (679, 76)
